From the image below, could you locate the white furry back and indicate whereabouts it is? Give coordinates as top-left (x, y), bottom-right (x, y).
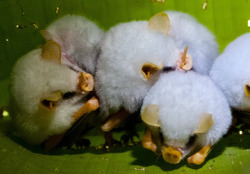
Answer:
top-left (95, 21), bottom-right (181, 118)
top-left (210, 33), bottom-right (250, 109)
top-left (9, 49), bottom-right (85, 144)
top-left (142, 71), bottom-right (231, 146)
top-left (46, 15), bottom-right (105, 74)
top-left (166, 11), bottom-right (218, 75)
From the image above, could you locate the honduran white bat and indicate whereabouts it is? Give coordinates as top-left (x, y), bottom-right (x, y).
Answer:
top-left (95, 12), bottom-right (192, 145)
top-left (9, 15), bottom-right (104, 148)
top-left (141, 71), bottom-right (231, 165)
top-left (210, 33), bottom-right (250, 126)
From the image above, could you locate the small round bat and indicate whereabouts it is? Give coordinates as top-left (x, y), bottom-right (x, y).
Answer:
top-left (9, 15), bottom-right (103, 147)
top-left (141, 71), bottom-right (232, 165)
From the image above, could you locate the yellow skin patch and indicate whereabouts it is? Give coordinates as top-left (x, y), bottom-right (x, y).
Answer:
top-left (79, 72), bottom-right (94, 92)
top-left (187, 145), bottom-right (212, 165)
top-left (142, 127), bottom-right (158, 153)
top-left (162, 146), bottom-right (182, 164)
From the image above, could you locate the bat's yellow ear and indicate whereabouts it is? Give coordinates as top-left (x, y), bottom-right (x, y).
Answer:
top-left (141, 104), bottom-right (160, 127)
top-left (148, 12), bottom-right (170, 35)
top-left (141, 62), bottom-right (163, 80)
top-left (179, 46), bottom-right (193, 71)
top-left (41, 40), bottom-right (61, 64)
top-left (244, 84), bottom-right (250, 97)
top-left (40, 30), bottom-right (53, 41)
top-left (194, 113), bottom-right (213, 134)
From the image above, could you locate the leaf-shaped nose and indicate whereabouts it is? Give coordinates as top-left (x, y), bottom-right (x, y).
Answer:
top-left (162, 146), bottom-right (182, 164)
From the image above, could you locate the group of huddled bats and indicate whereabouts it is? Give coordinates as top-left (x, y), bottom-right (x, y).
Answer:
top-left (9, 10), bottom-right (250, 165)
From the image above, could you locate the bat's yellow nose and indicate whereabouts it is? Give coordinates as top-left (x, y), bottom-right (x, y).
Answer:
top-left (162, 146), bottom-right (182, 164)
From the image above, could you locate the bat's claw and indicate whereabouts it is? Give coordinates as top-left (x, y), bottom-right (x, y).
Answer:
top-left (187, 145), bottom-right (212, 165)
top-left (103, 138), bottom-right (121, 149)
top-left (75, 138), bottom-right (91, 149)
top-left (120, 131), bottom-right (140, 145)
top-left (102, 131), bottom-right (121, 149)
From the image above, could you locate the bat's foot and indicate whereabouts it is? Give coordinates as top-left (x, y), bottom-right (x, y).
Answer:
top-left (120, 130), bottom-right (140, 145)
top-left (142, 127), bottom-right (158, 154)
top-left (103, 138), bottom-right (121, 149)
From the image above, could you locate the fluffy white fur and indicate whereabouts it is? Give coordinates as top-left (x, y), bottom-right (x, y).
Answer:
top-left (10, 49), bottom-right (89, 144)
top-left (166, 10), bottom-right (218, 75)
top-left (45, 15), bottom-right (104, 74)
top-left (210, 33), bottom-right (250, 110)
top-left (142, 71), bottom-right (231, 157)
top-left (9, 15), bottom-right (104, 144)
top-left (95, 21), bottom-right (182, 118)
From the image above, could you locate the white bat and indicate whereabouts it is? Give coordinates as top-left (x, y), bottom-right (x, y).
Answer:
top-left (141, 71), bottom-right (231, 165)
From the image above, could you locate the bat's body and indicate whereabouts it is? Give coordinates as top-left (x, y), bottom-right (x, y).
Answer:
top-left (95, 11), bottom-right (215, 145)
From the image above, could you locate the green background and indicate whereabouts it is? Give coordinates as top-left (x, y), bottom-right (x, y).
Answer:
top-left (0, 0), bottom-right (250, 173)
top-left (1, 0), bottom-right (250, 106)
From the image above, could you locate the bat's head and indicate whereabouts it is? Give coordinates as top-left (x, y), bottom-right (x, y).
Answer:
top-left (140, 12), bottom-right (193, 82)
top-left (142, 104), bottom-right (213, 164)
top-left (10, 41), bottom-right (95, 144)
top-left (41, 15), bottom-right (105, 75)
top-left (141, 71), bottom-right (231, 164)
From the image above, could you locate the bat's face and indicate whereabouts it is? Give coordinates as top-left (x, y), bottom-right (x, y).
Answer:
top-left (10, 41), bottom-right (96, 144)
top-left (144, 127), bottom-right (198, 164)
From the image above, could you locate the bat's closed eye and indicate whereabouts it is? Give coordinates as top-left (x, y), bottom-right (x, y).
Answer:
top-left (62, 92), bottom-right (76, 99)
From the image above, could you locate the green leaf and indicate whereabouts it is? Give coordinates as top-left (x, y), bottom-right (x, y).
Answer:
top-left (1, 0), bottom-right (250, 173)
top-left (1, 117), bottom-right (250, 174)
